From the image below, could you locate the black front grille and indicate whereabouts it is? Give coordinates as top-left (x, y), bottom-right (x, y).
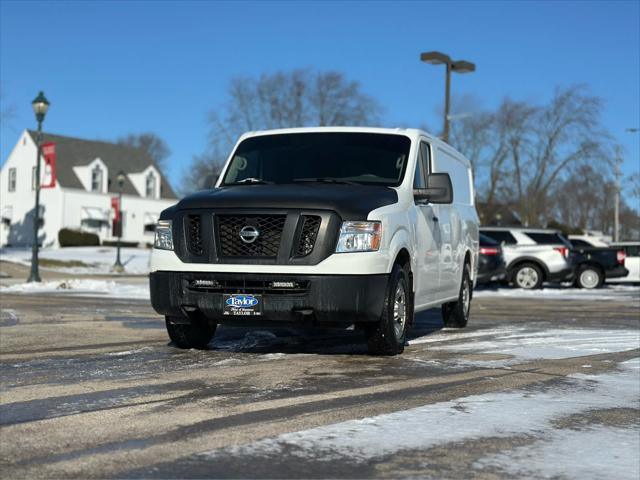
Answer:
top-left (217, 215), bottom-right (286, 257)
top-left (187, 278), bottom-right (309, 295)
top-left (187, 215), bottom-right (204, 256)
top-left (296, 215), bottom-right (322, 257)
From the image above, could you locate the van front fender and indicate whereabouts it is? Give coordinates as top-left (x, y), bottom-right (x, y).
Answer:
top-left (386, 228), bottom-right (414, 274)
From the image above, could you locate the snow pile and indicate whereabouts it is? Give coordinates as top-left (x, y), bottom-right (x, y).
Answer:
top-left (0, 246), bottom-right (151, 275)
top-left (474, 284), bottom-right (640, 301)
top-left (0, 279), bottom-right (149, 299)
top-left (202, 358), bottom-right (640, 479)
top-left (410, 326), bottom-right (640, 363)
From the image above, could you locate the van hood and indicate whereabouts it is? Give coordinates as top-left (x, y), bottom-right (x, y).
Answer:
top-left (172, 184), bottom-right (399, 220)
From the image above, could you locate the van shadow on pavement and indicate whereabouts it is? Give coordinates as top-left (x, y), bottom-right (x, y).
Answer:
top-left (205, 308), bottom-right (444, 356)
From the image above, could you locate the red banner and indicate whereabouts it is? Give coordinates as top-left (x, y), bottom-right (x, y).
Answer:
top-left (41, 142), bottom-right (57, 188)
top-left (111, 197), bottom-right (120, 222)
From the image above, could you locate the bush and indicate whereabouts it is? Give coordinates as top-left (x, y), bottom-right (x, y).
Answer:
top-left (58, 228), bottom-right (100, 247)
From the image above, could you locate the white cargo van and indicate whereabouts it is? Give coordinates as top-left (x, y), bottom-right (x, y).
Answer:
top-left (150, 128), bottom-right (479, 355)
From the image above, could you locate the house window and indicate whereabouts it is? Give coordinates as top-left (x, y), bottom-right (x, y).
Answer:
top-left (145, 172), bottom-right (156, 198)
top-left (91, 165), bottom-right (103, 192)
top-left (32, 167), bottom-right (37, 190)
top-left (8, 168), bottom-right (16, 192)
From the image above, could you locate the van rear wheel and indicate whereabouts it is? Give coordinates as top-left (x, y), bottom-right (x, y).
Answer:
top-left (166, 316), bottom-right (216, 349)
top-left (442, 263), bottom-right (472, 328)
top-left (366, 264), bottom-right (412, 356)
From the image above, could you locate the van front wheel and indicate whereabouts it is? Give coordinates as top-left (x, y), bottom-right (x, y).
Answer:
top-left (442, 263), bottom-right (472, 328)
top-left (166, 316), bottom-right (216, 349)
top-left (366, 264), bottom-right (412, 356)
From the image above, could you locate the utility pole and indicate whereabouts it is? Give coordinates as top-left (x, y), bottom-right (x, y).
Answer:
top-left (614, 146), bottom-right (622, 243)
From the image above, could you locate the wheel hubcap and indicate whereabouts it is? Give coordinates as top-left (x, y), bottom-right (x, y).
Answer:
top-left (393, 282), bottom-right (407, 341)
top-left (580, 270), bottom-right (599, 289)
top-left (516, 267), bottom-right (539, 289)
top-left (462, 279), bottom-right (471, 318)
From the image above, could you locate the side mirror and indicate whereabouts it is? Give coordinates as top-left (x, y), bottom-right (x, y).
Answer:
top-left (413, 172), bottom-right (453, 204)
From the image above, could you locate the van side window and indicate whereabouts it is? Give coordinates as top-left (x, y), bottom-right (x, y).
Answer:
top-left (413, 145), bottom-right (426, 189)
top-left (420, 142), bottom-right (431, 172)
top-left (413, 141), bottom-right (431, 190)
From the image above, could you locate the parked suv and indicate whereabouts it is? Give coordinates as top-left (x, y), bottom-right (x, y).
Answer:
top-left (480, 227), bottom-right (573, 289)
top-left (150, 127), bottom-right (479, 355)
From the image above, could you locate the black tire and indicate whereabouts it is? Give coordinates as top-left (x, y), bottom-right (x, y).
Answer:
top-left (366, 264), bottom-right (412, 356)
top-left (165, 316), bottom-right (216, 349)
top-left (442, 263), bottom-right (472, 328)
top-left (575, 265), bottom-right (604, 289)
top-left (512, 262), bottom-right (544, 290)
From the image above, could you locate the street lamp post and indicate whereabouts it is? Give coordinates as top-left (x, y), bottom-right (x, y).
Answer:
top-left (27, 92), bottom-right (50, 283)
top-left (614, 146), bottom-right (622, 243)
top-left (113, 170), bottom-right (126, 272)
top-left (420, 51), bottom-right (475, 144)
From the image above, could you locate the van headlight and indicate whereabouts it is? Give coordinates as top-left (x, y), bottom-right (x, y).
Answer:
top-left (154, 220), bottom-right (173, 250)
top-left (335, 221), bottom-right (382, 253)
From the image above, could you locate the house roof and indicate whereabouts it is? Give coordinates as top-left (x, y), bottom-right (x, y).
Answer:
top-left (27, 130), bottom-right (177, 199)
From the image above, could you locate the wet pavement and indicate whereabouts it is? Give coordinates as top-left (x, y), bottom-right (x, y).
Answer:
top-left (0, 287), bottom-right (638, 479)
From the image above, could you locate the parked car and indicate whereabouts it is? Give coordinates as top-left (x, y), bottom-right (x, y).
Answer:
top-left (149, 127), bottom-right (480, 355)
top-left (607, 242), bottom-right (639, 283)
top-left (566, 238), bottom-right (628, 288)
top-left (477, 233), bottom-right (506, 284)
top-left (480, 227), bottom-right (574, 289)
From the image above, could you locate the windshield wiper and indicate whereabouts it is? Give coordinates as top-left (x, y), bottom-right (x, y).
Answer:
top-left (293, 177), bottom-right (358, 185)
top-left (230, 177), bottom-right (273, 185)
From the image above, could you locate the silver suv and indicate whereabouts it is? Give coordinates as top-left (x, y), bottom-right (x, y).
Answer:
top-left (480, 227), bottom-right (574, 289)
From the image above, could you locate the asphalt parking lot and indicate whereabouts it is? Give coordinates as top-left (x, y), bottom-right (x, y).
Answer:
top-left (0, 285), bottom-right (639, 479)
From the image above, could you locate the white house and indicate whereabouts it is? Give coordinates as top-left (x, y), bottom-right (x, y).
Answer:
top-left (0, 130), bottom-right (178, 247)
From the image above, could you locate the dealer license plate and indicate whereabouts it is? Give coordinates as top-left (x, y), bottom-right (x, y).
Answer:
top-left (223, 294), bottom-right (263, 316)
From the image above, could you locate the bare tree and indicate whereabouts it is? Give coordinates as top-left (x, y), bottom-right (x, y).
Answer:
top-left (118, 133), bottom-right (171, 171)
top-left (627, 172), bottom-right (640, 200)
top-left (182, 69), bottom-right (381, 193)
top-left (451, 86), bottom-right (610, 228)
top-left (514, 86), bottom-right (608, 225)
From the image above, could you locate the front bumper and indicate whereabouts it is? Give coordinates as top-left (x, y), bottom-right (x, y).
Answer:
top-left (150, 271), bottom-right (389, 325)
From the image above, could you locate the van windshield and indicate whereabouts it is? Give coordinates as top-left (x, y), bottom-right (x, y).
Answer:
top-left (221, 132), bottom-right (411, 187)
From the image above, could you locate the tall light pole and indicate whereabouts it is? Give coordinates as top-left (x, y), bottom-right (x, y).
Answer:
top-left (614, 146), bottom-right (622, 243)
top-left (27, 92), bottom-right (50, 283)
top-left (420, 51), bottom-right (475, 144)
top-left (113, 170), bottom-right (126, 272)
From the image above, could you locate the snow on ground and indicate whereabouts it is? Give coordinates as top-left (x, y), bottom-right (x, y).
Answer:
top-left (0, 279), bottom-right (149, 299)
top-left (409, 326), bottom-right (640, 365)
top-left (202, 358), bottom-right (640, 480)
top-left (475, 284), bottom-right (640, 301)
top-left (0, 246), bottom-right (151, 274)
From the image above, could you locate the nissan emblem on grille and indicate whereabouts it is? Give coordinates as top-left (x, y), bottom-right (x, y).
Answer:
top-left (239, 226), bottom-right (260, 244)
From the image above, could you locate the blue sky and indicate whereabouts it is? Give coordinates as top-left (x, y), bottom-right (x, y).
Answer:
top-left (1, 0), bottom-right (639, 191)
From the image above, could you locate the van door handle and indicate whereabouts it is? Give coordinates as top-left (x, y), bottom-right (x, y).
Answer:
top-left (432, 216), bottom-right (439, 222)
